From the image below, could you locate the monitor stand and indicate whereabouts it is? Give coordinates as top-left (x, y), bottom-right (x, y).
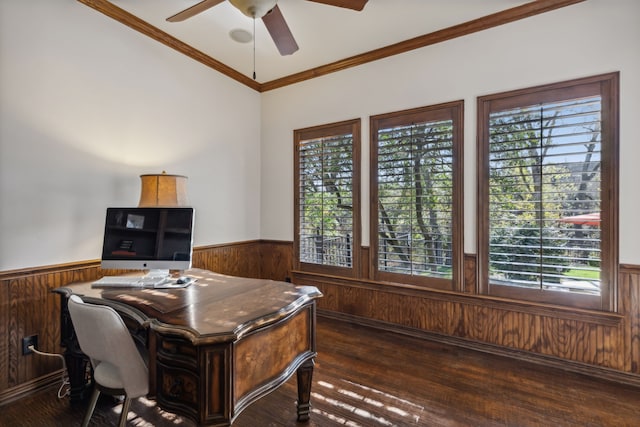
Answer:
top-left (145, 269), bottom-right (171, 279)
top-left (145, 269), bottom-right (195, 287)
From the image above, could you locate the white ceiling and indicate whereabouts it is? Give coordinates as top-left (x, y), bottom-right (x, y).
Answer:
top-left (109, 0), bottom-right (531, 83)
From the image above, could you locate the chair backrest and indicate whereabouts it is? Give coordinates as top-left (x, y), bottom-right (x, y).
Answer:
top-left (68, 294), bottom-right (148, 398)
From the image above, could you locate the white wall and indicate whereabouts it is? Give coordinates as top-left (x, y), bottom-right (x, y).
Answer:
top-left (260, 0), bottom-right (640, 264)
top-left (0, 0), bottom-right (261, 271)
top-left (2, 1), bottom-right (639, 271)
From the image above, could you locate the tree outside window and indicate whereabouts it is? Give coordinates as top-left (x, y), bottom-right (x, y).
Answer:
top-left (294, 119), bottom-right (361, 276)
top-left (478, 73), bottom-right (619, 310)
top-left (371, 102), bottom-right (464, 291)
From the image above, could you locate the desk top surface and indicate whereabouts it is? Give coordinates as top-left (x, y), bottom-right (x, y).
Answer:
top-left (57, 269), bottom-right (322, 343)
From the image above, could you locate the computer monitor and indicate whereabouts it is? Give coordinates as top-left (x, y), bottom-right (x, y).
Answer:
top-left (100, 207), bottom-right (195, 276)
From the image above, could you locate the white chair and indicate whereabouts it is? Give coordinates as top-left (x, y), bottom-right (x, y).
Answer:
top-left (67, 295), bottom-right (149, 427)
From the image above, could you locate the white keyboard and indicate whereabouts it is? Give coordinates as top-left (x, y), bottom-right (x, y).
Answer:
top-left (92, 275), bottom-right (168, 288)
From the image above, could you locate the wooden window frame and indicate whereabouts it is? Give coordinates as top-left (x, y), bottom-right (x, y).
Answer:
top-left (477, 73), bottom-right (619, 311)
top-left (370, 101), bottom-right (464, 291)
top-left (293, 119), bottom-right (361, 277)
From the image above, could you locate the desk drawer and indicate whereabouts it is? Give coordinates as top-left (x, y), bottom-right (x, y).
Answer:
top-left (156, 361), bottom-right (199, 416)
top-left (156, 335), bottom-right (198, 369)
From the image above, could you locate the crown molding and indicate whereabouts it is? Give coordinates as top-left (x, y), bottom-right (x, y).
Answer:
top-left (78, 0), bottom-right (586, 93)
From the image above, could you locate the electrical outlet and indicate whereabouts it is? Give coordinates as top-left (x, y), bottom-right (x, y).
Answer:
top-left (22, 335), bottom-right (38, 355)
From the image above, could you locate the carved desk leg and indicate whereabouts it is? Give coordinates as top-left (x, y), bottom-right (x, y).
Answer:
top-left (296, 358), bottom-right (315, 422)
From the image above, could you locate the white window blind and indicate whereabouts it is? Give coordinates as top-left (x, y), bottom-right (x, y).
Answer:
top-left (298, 133), bottom-right (354, 267)
top-left (376, 120), bottom-right (455, 279)
top-left (488, 96), bottom-right (602, 294)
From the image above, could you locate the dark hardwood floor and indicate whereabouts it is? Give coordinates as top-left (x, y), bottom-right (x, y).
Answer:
top-left (2, 316), bottom-right (639, 426)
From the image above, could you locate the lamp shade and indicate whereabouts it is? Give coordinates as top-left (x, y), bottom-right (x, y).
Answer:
top-left (138, 172), bottom-right (189, 207)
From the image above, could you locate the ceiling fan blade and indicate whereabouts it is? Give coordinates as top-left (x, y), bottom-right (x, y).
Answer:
top-left (262, 5), bottom-right (299, 56)
top-left (167, 0), bottom-right (225, 22)
top-left (306, 0), bottom-right (368, 11)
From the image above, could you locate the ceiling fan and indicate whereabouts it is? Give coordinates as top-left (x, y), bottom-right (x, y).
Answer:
top-left (167, 0), bottom-right (368, 56)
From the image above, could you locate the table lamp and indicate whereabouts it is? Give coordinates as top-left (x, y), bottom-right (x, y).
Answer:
top-left (138, 171), bottom-right (189, 207)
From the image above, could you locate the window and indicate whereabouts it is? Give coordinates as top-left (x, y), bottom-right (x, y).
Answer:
top-left (370, 102), bottom-right (464, 290)
top-left (477, 73), bottom-right (619, 310)
top-left (294, 119), bottom-right (360, 275)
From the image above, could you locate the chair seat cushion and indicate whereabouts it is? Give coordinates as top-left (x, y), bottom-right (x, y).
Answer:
top-left (94, 362), bottom-right (125, 390)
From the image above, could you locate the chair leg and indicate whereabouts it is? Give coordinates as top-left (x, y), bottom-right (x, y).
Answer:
top-left (118, 396), bottom-right (132, 427)
top-left (81, 387), bottom-right (100, 427)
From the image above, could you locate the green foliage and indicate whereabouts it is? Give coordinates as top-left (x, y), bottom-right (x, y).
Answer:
top-left (376, 120), bottom-right (454, 278)
top-left (299, 135), bottom-right (354, 267)
top-left (487, 98), bottom-right (602, 292)
top-left (490, 222), bottom-right (570, 284)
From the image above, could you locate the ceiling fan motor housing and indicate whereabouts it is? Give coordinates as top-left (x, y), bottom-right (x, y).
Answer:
top-left (229, 0), bottom-right (277, 18)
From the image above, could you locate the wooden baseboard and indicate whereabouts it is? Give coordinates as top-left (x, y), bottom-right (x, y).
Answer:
top-left (0, 370), bottom-right (64, 407)
top-left (318, 309), bottom-right (640, 389)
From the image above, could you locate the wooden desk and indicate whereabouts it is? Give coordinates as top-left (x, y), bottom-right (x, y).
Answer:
top-left (54, 269), bottom-right (322, 426)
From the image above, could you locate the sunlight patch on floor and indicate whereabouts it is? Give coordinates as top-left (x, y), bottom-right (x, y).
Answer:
top-left (340, 388), bottom-right (387, 409)
top-left (312, 391), bottom-right (394, 426)
top-left (311, 407), bottom-right (362, 426)
top-left (314, 378), bottom-right (424, 425)
top-left (108, 398), bottom-right (189, 425)
top-left (343, 379), bottom-right (425, 412)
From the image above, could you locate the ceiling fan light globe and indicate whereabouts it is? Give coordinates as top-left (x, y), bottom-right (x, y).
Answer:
top-left (229, 0), bottom-right (277, 18)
